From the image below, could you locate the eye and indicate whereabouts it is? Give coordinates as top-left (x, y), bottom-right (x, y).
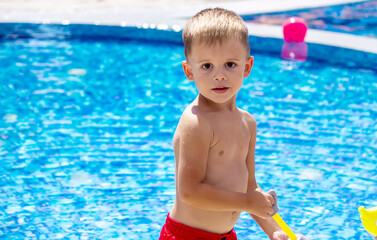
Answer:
top-left (201, 63), bottom-right (212, 70)
top-left (225, 62), bottom-right (236, 68)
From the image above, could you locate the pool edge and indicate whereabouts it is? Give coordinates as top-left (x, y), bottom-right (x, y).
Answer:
top-left (1, 22), bottom-right (376, 71)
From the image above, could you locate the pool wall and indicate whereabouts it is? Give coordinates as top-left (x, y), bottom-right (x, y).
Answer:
top-left (1, 22), bottom-right (376, 71)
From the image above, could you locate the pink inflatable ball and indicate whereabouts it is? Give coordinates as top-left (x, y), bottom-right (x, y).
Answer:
top-left (281, 42), bottom-right (308, 62)
top-left (283, 17), bottom-right (308, 43)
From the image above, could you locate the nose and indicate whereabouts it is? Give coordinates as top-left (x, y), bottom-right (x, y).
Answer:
top-left (213, 70), bottom-right (226, 81)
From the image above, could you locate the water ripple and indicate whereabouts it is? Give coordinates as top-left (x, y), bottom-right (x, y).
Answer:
top-left (0, 35), bottom-right (376, 239)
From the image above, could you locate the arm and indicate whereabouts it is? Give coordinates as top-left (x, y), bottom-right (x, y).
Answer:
top-left (177, 113), bottom-right (251, 211)
top-left (250, 191), bottom-right (282, 239)
top-left (245, 115), bottom-right (283, 238)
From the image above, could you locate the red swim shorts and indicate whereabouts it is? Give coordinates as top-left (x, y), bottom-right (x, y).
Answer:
top-left (159, 213), bottom-right (237, 240)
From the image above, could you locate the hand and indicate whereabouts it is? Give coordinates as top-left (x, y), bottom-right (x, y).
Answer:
top-left (271, 230), bottom-right (308, 240)
top-left (247, 188), bottom-right (275, 219)
top-left (271, 230), bottom-right (288, 240)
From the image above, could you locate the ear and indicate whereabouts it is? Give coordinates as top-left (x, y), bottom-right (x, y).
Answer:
top-left (182, 61), bottom-right (194, 81)
top-left (243, 56), bottom-right (254, 78)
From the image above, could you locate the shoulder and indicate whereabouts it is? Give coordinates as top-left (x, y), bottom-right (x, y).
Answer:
top-left (175, 104), bottom-right (213, 141)
top-left (239, 109), bottom-right (257, 132)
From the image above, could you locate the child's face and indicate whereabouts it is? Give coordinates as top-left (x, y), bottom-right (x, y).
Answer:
top-left (183, 38), bottom-right (253, 105)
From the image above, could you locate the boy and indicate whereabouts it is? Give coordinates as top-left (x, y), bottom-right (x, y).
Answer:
top-left (160, 8), bottom-right (300, 240)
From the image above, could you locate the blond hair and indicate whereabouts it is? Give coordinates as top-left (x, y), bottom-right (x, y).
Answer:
top-left (182, 8), bottom-right (250, 58)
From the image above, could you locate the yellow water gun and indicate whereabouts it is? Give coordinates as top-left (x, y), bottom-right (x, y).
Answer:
top-left (359, 205), bottom-right (377, 236)
top-left (268, 190), bottom-right (309, 240)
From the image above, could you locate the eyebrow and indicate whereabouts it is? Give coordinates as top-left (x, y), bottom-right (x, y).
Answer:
top-left (227, 58), bottom-right (242, 62)
top-left (197, 58), bottom-right (242, 63)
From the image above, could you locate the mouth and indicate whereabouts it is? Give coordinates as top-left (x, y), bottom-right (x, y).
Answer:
top-left (212, 87), bottom-right (229, 94)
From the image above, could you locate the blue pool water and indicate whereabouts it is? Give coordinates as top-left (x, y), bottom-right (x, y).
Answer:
top-left (242, 0), bottom-right (377, 38)
top-left (0, 24), bottom-right (377, 239)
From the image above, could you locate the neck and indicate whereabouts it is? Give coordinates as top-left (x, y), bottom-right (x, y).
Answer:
top-left (197, 94), bottom-right (237, 112)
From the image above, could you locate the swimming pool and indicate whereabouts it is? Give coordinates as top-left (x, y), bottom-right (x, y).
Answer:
top-left (0, 23), bottom-right (376, 239)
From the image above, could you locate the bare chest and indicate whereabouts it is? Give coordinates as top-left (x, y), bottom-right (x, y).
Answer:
top-left (201, 116), bottom-right (251, 182)
top-left (209, 117), bottom-right (250, 159)
top-left (203, 117), bottom-right (251, 191)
